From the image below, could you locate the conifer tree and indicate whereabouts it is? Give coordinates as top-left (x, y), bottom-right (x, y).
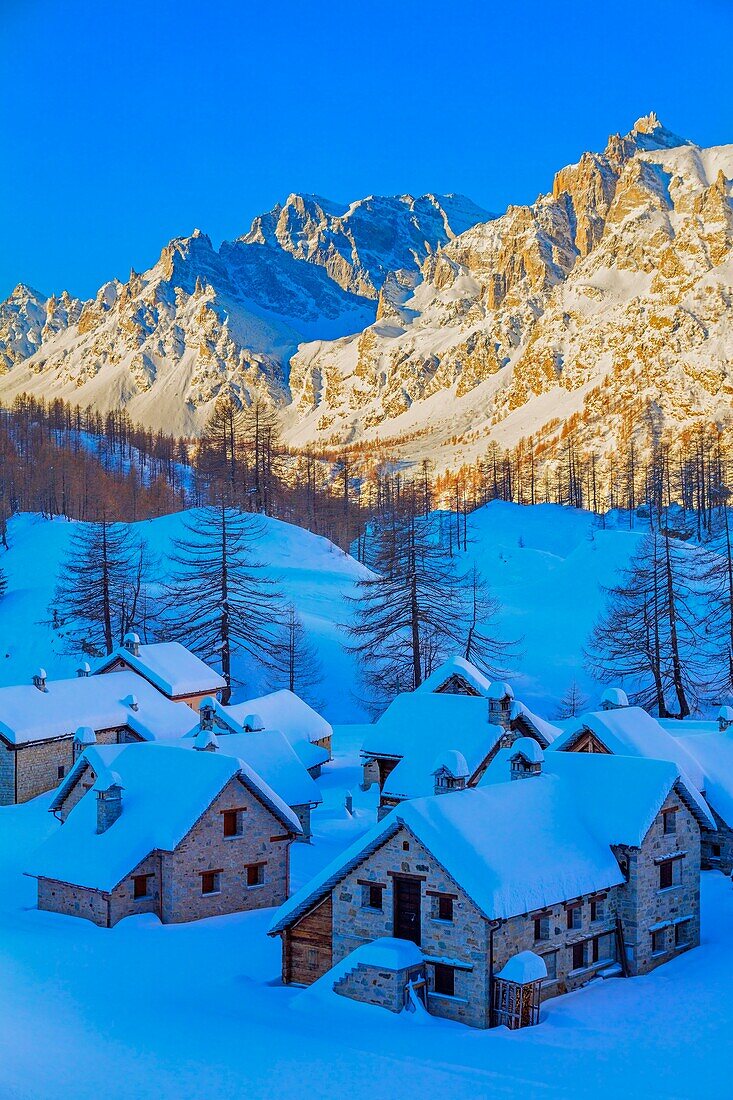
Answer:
top-left (272, 603), bottom-right (323, 704)
top-left (462, 564), bottom-right (519, 677)
top-left (555, 679), bottom-right (590, 719)
top-left (164, 503), bottom-right (287, 702)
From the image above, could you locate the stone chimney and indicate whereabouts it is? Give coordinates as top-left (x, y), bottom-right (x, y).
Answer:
top-left (124, 693), bottom-right (139, 713)
top-left (76, 662), bottom-right (91, 678)
top-left (73, 726), bottom-right (97, 760)
top-left (199, 697), bottom-right (216, 731)
top-left (432, 750), bottom-right (469, 795)
top-left (123, 632), bottom-right (141, 658)
top-left (244, 712), bottom-right (265, 732)
top-left (509, 738), bottom-right (544, 780)
top-left (33, 668), bottom-right (47, 692)
top-left (194, 727), bottom-right (219, 752)
top-left (487, 682), bottom-right (514, 730)
top-left (600, 687), bottom-right (629, 711)
top-left (95, 774), bottom-right (124, 833)
top-left (717, 706), bottom-right (733, 733)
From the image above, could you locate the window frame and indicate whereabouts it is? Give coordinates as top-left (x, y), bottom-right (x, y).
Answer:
top-left (658, 858), bottom-right (679, 890)
top-left (571, 941), bottom-right (585, 971)
top-left (436, 895), bottom-right (454, 923)
top-left (433, 963), bottom-right (455, 997)
top-left (132, 874), bottom-right (151, 900)
top-left (567, 904), bottom-right (582, 931)
top-left (246, 862), bottom-right (265, 888)
top-left (651, 928), bottom-right (666, 955)
top-left (662, 809), bottom-right (678, 835)
top-left (201, 870), bottom-right (221, 896)
top-left (534, 915), bottom-right (550, 941)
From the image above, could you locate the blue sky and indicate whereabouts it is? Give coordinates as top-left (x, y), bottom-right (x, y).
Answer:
top-left (1, 0), bottom-right (731, 300)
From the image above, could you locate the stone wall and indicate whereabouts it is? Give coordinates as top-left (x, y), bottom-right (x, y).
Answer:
top-left (38, 877), bottom-right (110, 926)
top-left (15, 737), bottom-right (75, 804)
top-left (108, 853), bottom-right (162, 926)
top-left (0, 741), bottom-right (15, 806)
top-left (160, 775), bottom-right (293, 923)
top-left (292, 803), bottom-right (312, 842)
top-left (334, 961), bottom-right (425, 1013)
top-left (702, 807), bottom-right (733, 875)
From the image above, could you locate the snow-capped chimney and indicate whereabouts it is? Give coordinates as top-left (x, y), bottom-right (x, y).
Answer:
top-left (600, 687), bottom-right (629, 711)
top-left (717, 706), bottom-right (733, 733)
top-left (76, 662), bottom-right (91, 678)
top-left (33, 668), bottom-right (47, 692)
top-left (487, 682), bottom-right (514, 730)
top-left (199, 697), bottom-right (216, 731)
top-left (73, 726), bottom-right (97, 760)
top-left (509, 738), bottom-right (544, 780)
top-left (96, 774), bottom-right (123, 833)
top-left (244, 713), bottom-right (265, 732)
top-left (194, 727), bottom-right (219, 752)
top-left (432, 750), bottom-right (469, 795)
top-left (123, 632), bottom-right (141, 657)
top-left (124, 693), bottom-right (139, 713)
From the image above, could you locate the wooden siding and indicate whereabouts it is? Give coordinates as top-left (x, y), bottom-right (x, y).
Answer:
top-left (284, 895), bottom-right (333, 985)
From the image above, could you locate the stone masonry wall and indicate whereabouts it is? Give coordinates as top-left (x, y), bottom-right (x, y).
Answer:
top-left (615, 790), bottom-right (700, 975)
top-left (702, 807), bottom-right (733, 875)
top-left (0, 741), bottom-right (15, 806)
top-left (13, 726), bottom-right (123, 806)
top-left (160, 776), bottom-right (292, 923)
top-left (108, 852), bottom-right (162, 926)
top-left (334, 961), bottom-right (425, 1013)
top-left (38, 877), bottom-right (111, 926)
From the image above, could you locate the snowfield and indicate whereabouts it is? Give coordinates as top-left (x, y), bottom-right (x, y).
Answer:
top-left (0, 726), bottom-right (730, 1099)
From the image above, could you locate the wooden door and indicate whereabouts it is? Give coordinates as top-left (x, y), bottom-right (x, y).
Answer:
top-left (393, 876), bottom-right (421, 944)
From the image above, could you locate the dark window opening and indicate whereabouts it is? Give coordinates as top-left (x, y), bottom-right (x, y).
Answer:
top-left (437, 896), bottom-right (453, 922)
top-left (572, 942), bottom-right (585, 970)
top-left (663, 810), bottom-right (677, 835)
top-left (433, 964), bottom-right (455, 997)
top-left (223, 810), bottom-right (240, 838)
top-left (246, 863), bottom-right (265, 887)
top-left (201, 871), bottom-right (220, 895)
top-left (133, 874), bottom-right (150, 899)
top-left (675, 921), bottom-right (691, 947)
top-left (362, 883), bottom-right (383, 910)
top-left (534, 916), bottom-right (550, 941)
top-left (651, 929), bottom-right (666, 954)
top-left (712, 843), bottom-right (722, 858)
top-left (57, 766), bottom-right (65, 780)
top-left (567, 905), bottom-right (582, 930)
top-left (402, 840), bottom-right (410, 851)
top-left (659, 860), bottom-right (674, 889)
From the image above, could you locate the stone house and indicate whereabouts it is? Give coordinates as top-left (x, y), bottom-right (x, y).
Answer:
top-left (360, 674), bottom-right (559, 818)
top-left (95, 633), bottom-right (226, 710)
top-left (269, 743), bottom-right (712, 1029)
top-left (0, 669), bottom-right (196, 805)
top-left (553, 700), bottom-right (733, 873)
top-left (26, 741), bottom-right (301, 927)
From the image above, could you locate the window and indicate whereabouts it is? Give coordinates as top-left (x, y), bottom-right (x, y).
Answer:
top-left (57, 766), bottom-right (65, 780)
top-left (658, 859), bottom-right (680, 890)
top-left (133, 874), bottom-right (150, 900)
top-left (402, 840), bottom-right (410, 851)
top-left (675, 921), bottom-right (691, 948)
top-left (362, 883), bottom-right (383, 910)
top-left (433, 964), bottom-right (455, 997)
top-left (534, 916), bottom-right (550, 941)
top-left (436, 895), bottom-right (454, 922)
top-left (223, 810), bottom-right (242, 838)
top-left (307, 948), bottom-right (319, 968)
top-left (246, 863), bottom-right (265, 887)
top-left (651, 929), bottom-right (666, 955)
top-left (572, 942), bottom-right (585, 970)
top-left (543, 951), bottom-right (558, 981)
top-left (201, 871), bottom-right (221, 895)
top-left (590, 898), bottom-right (604, 922)
top-left (663, 809), bottom-right (677, 835)
top-left (712, 843), bottom-right (722, 859)
top-left (567, 905), bottom-right (582, 930)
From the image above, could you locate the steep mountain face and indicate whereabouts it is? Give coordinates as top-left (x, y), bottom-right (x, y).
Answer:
top-left (0, 195), bottom-right (488, 436)
top-left (285, 114), bottom-right (733, 468)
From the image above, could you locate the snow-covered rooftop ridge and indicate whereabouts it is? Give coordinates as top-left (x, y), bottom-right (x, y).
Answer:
top-left (29, 742), bottom-right (300, 893)
top-left (271, 751), bottom-right (708, 935)
top-left (96, 641), bottom-right (226, 698)
top-left (225, 689), bottom-right (332, 747)
top-left (510, 700), bottom-right (562, 745)
top-left (552, 706), bottom-right (705, 791)
top-left (665, 719), bottom-right (733, 829)
top-left (0, 669), bottom-right (197, 745)
top-left (416, 655), bottom-right (492, 696)
top-left (201, 729), bottom-right (322, 809)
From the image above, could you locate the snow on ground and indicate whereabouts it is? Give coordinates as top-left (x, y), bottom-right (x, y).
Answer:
top-left (0, 724), bottom-right (730, 1099)
top-left (0, 502), bottom-right (647, 727)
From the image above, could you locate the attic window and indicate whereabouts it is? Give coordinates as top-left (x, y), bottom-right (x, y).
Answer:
top-left (201, 870), bottom-right (221, 895)
top-left (133, 874), bottom-right (152, 900)
top-left (223, 809), bottom-right (243, 838)
top-left (663, 809), bottom-right (678, 835)
top-left (436, 895), bottom-right (454, 922)
top-left (402, 840), bottom-right (410, 852)
top-left (246, 863), bottom-right (265, 887)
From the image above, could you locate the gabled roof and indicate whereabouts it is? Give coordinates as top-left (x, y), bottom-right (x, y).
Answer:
top-left (28, 743), bottom-right (300, 892)
top-left (510, 700), bottom-right (561, 746)
top-left (270, 751), bottom-right (713, 937)
top-left (552, 707), bottom-right (705, 790)
top-left (0, 670), bottom-right (197, 746)
top-left (361, 692), bottom-right (504, 801)
top-left (416, 656), bottom-right (492, 697)
top-left (202, 730), bottom-right (322, 809)
top-left (226, 689), bottom-right (332, 748)
top-left (96, 642), bottom-right (226, 698)
top-left (664, 720), bottom-right (733, 827)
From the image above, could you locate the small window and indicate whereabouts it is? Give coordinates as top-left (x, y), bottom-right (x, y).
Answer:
top-left (223, 810), bottom-right (242, 838)
top-left (651, 928), bottom-right (666, 955)
top-left (307, 947), bottom-right (318, 967)
top-left (572, 941), bottom-right (585, 970)
top-left (567, 905), bottom-right (582, 930)
top-left (436, 896), bottom-right (454, 922)
top-left (663, 809), bottom-right (677, 835)
top-left (362, 883), bottom-right (383, 910)
top-left (201, 871), bottom-right (221, 895)
top-left (402, 840), bottom-right (410, 851)
top-left (543, 951), bottom-right (558, 981)
top-left (133, 874), bottom-right (149, 900)
top-left (433, 964), bottom-right (455, 997)
top-left (590, 898), bottom-right (604, 922)
top-left (711, 843), bottom-right (722, 859)
top-left (246, 863), bottom-right (265, 887)
top-left (57, 766), bottom-right (65, 780)
top-left (675, 921), bottom-right (691, 948)
top-left (659, 859), bottom-right (677, 890)
top-left (534, 916), bottom-right (550, 941)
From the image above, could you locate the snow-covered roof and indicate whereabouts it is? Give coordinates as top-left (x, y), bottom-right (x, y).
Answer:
top-left (416, 656), bottom-right (492, 697)
top-left (497, 950), bottom-right (547, 984)
top-left (601, 687), bottom-right (630, 708)
top-left (96, 642), bottom-right (226, 698)
top-left (666, 720), bottom-right (733, 828)
top-left (338, 937), bottom-right (423, 971)
top-left (270, 752), bottom-right (707, 935)
top-left (0, 670), bottom-right (197, 746)
top-left (31, 743), bottom-right (300, 892)
top-left (510, 700), bottom-right (561, 746)
top-left (362, 692), bottom-right (504, 801)
top-left (552, 707), bottom-right (705, 791)
top-left (226, 689), bottom-right (332, 748)
top-left (510, 737), bottom-right (544, 765)
top-left (204, 730), bottom-right (322, 809)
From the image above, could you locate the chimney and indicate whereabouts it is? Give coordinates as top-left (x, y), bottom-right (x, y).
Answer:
top-left (124, 693), bottom-right (139, 713)
top-left (123, 632), bottom-right (141, 657)
top-left (199, 696), bottom-right (216, 731)
top-left (76, 662), bottom-right (91, 678)
top-left (73, 725), bottom-right (97, 760)
top-left (244, 712), bottom-right (265, 732)
top-left (600, 687), bottom-right (629, 711)
top-left (509, 738), bottom-right (544, 780)
top-left (487, 682), bottom-right (514, 730)
top-left (95, 773), bottom-right (124, 833)
top-left (33, 668), bottom-right (47, 692)
top-left (432, 750), bottom-right (469, 795)
top-left (717, 706), bottom-right (733, 733)
top-left (194, 727), bottom-right (219, 752)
